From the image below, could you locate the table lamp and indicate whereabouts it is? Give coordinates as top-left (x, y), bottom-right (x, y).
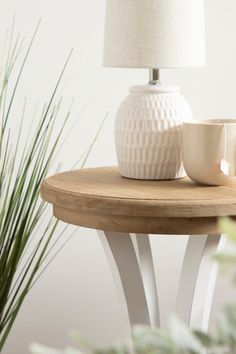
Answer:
top-left (103, 0), bottom-right (205, 180)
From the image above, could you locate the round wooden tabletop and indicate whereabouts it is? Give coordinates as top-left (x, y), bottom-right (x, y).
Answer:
top-left (41, 166), bottom-right (236, 235)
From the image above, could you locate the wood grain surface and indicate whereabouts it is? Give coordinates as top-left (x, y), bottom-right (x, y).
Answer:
top-left (41, 166), bottom-right (236, 234)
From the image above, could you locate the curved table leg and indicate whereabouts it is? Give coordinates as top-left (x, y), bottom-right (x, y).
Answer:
top-left (135, 234), bottom-right (160, 327)
top-left (176, 234), bottom-right (225, 330)
top-left (98, 231), bottom-right (160, 328)
top-left (99, 231), bottom-right (223, 331)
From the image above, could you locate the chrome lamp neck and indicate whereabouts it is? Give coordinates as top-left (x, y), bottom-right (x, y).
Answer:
top-left (149, 68), bottom-right (161, 85)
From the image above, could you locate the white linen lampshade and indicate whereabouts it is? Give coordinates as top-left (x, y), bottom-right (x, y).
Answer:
top-left (103, 0), bottom-right (206, 180)
top-left (103, 0), bottom-right (205, 68)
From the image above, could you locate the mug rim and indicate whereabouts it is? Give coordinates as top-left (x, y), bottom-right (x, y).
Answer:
top-left (184, 119), bottom-right (236, 126)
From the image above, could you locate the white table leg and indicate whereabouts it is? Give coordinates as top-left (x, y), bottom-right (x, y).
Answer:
top-left (176, 234), bottom-right (225, 330)
top-left (99, 231), bottom-right (223, 332)
top-left (135, 234), bottom-right (160, 327)
top-left (98, 231), bottom-right (160, 328)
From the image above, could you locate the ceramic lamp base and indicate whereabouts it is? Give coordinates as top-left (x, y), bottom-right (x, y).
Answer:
top-left (115, 84), bottom-right (193, 180)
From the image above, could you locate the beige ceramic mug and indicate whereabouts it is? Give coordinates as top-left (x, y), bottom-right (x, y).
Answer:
top-left (183, 119), bottom-right (236, 186)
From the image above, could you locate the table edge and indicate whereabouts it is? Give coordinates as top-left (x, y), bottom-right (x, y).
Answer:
top-left (41, 178), bottom-right (236, 218)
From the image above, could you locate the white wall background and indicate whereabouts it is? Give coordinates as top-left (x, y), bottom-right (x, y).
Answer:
top-left (1, 0), bottom-right (236, 353)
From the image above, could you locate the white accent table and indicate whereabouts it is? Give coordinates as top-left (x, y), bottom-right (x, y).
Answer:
top-left (41, 167), bottom-right (236, 331)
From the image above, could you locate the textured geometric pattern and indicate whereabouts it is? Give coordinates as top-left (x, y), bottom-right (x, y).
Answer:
top-left (115, 85), bottom-right (193, 180)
